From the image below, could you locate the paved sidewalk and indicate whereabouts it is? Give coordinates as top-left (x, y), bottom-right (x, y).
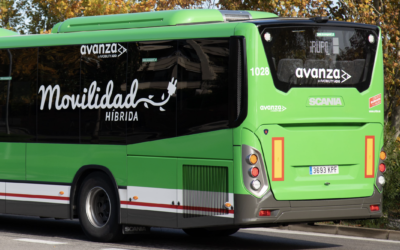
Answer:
top-left (275, 223), bottom-right (400, 241)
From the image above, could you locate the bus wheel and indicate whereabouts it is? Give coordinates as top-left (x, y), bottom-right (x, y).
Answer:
top-left (183, 228), bottom-right (239, 237)
top-left (78, 172), bottom-right (123, 242)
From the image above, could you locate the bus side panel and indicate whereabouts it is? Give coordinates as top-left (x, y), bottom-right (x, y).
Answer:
top-left (14, 143), bottom-right (128, 218)
top-left (124, 156), bottom-right (177, 228)
top-left (0, 143), bottom-right (26, 181)
top-left (127, 129), bottom-right (233, 159)
top-left (5, 182), bottom-right (71, 219)
top-left (26, 144), bottom-right (127, 184)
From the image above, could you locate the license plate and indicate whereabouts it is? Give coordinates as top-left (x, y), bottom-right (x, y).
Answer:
top-left (309, 165), bottom-right (339, 175)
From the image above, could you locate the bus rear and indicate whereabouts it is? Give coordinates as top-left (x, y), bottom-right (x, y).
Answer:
top-left (235, 18), bottom-right (384, 225)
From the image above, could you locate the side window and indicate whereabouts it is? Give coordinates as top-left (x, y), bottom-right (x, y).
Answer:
top-left (38, 46), bottom-right (80, 143)
top-left (80, 43), bottom-right (128, 144)
top-left (0, 49), bottom-right (37, 142)
top-left (177, 39), bottom-right (229, 136)
top-left (127, 41), bottom-right (177, 144)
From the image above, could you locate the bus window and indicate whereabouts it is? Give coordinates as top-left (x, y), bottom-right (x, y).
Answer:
top-left (260, 26), bottom-right (378, 92)
top-left (0, 48), bottom-right (36, 141)
top-left (127, 41), bottom-right (177, 144)
top-left (38, 46), bottom-right (80, 143)
top-left (177, 39), bottom-right (229, 136)
top-left (81, 43), bottom-right (127, 144)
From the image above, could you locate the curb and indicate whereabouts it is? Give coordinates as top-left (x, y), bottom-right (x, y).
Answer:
top-left (276, 224), bottom-right (400, 241)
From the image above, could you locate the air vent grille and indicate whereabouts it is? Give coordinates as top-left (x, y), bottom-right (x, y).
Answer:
top-left (182, 165), bottom-right (229, 218)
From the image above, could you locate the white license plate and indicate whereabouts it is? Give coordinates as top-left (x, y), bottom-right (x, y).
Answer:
top-left (309, 165), bottom-right (339, 175)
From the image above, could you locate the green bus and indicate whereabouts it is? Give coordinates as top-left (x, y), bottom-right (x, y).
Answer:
top-left (0, 9), bottom-right (385, 241)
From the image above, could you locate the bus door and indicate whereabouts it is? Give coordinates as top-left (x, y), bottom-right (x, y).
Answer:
top-left (256, 23), bottom-right (382, 201)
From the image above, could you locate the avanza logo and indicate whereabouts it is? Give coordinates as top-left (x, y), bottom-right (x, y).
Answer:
top-left (80, 43), bottom-right (127, 58)
top-left (295, 68), bottom-right (351, 84)
top-left (307, 97), bottom-right (344, 106)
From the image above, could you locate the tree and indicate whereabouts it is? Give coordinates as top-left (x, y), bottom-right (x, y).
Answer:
top-left (329, 1), bottom-right (400, 130)
top-left (0, 0), bottom-right (24, 31)
top-left (15, 0), bottom-right (208, 34)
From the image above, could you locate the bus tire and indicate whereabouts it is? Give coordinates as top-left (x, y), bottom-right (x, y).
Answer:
top-left (78, 172), bottom-right (123, 242)
top-left (183, 228), bottom-right (239, 237)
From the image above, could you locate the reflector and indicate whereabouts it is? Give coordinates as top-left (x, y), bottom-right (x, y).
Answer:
top-left (370, 205), bottom-right (379, 211)
top-left (272, 137), bottom-right (284, 181)
top-left (224, 202), bottom-right (232, 208)
top-left (365, 136), bottom-right (375, 178)
top-left (259, 210), bottom-right (271, 216)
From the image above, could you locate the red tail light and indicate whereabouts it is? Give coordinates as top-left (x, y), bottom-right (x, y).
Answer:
top-left (251, 167), bottom-right (260, 177)
top-left (370, 205), bottom-right (379, 211)
top-left (259, 210), bottom-right (271, 216)
top-left (379, 163), bottom-right (386, 173)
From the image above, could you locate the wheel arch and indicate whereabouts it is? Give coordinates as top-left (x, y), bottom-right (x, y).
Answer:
top-left (70, 165), bottom-right (121, 222)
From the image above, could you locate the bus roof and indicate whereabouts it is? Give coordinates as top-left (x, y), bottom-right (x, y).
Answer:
top-left (0, 28), bottom-right (19, 37)
top-left (51, 9), bottom-right (278, 33)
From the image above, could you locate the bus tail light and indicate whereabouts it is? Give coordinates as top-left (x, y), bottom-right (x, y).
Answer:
top-left (250, 167), bottom-right (259, 177)
top-left (365, 136), bottom-right (375, 178)
top-left (380, 151), bottom-right (387, 160)
top-left (376, 147), bottom-right (386, 192)
top-left (242, 145), bottom-right (269, 197)
top-left (379, 163), bottom-right (386, 173)
top-left (248, 154), bottom-right (258, 165)
top-left (251, 180), bottom-right (261, 190)
top-left (378, 176), bottom-right (385, 185)
top-left (272, 137), bottom-right (284, 181)
top-left (370, 205), bottom-right (379, 211)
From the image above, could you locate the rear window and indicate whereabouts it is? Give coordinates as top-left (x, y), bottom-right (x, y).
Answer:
top-left (260, 26), bottom-right (378, 92)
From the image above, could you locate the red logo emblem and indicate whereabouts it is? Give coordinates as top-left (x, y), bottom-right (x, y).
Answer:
top-left (369, 94), bottom-right (381, 108)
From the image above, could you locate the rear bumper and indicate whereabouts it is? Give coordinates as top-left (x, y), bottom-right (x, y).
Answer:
top-left (234, 187), bottom-right (382, 226)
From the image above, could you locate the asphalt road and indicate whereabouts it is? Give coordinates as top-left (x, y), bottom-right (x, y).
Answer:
top-left (0, 214), bottom-right (399, 250)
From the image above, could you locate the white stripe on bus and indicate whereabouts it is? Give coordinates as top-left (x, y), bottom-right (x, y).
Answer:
top-left (122, 186), bottom-right (234, 217)
top-left (5, 183), bottom-right (70, 204)
top-left (0, 182), bottom-right (5, 200)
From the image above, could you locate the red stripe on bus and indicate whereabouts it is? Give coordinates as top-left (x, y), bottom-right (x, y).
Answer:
top-left (0, 192), bottom-right (5, 196)
top-left (6, 193), bottom-right (70, 201)
top-left (121, 201), bottom-right (234, 214)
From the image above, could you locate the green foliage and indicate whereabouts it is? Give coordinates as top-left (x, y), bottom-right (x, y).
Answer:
top-left (0, 0), bottom-right (24, 32)
top-left (380, 124), bottom-right (400, 229)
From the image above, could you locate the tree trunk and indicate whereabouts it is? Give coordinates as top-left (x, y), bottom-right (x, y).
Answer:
top-left (373, 0), bottom-right (380, 25)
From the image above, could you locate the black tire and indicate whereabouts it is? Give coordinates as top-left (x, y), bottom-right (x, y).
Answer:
top-left (183, 228), bottom-right (239, 237)
top-left (78, 172), bottom-right (123, 242)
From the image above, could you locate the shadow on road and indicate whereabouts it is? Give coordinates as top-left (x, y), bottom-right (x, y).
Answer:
top-left (0, 214), bottom-right (341, 250)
